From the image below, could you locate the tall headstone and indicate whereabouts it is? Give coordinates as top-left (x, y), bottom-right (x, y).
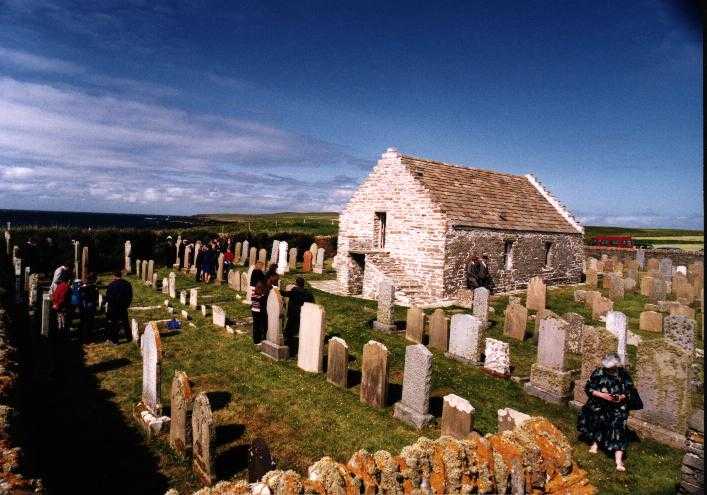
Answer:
top-left (483, 338), bottom-right (511, 377)
top-left (180, 290), bottom-right (187, 305)
top-left (270, 240), bottom-right (279, 266)
top-left (605, 311), bottom-right (628, 365)
top-left (211, 305), bottom-right (225, 328)
top-left (288, 247), bottom-right (297, 271)
top-left (41, 292), bottom-right (51, 337)
top-left (472, 287), bottom-right (490, 322)
top-left (249, 246), bottom-right (257, 266)
top-left (131, 318), bottom-right (140, 344)
top-left (503, 302), bottom-right (528, 341)
top-left (302, 250), bottom-right (313, 272)
top-left (141, 260), bottom-right (149, 282)
top-left (234, 242), bottom-right (242, 264)
top-left (240, 272), bottom-right (248, 293)
top-left (629, 339), bottom-right (691, 449)
top-left (360, 341), bottom-right (389, 408)
top-left (124, 240), bottom-right (132, 273)
top-left (326, 337), bottom-right (349, 388)
top-left (261, 289), bottom-right (288, 360)
top-left (169, 371), bottom-right (193, 456)
top-left (183, 244), bottom-right (193, 271)
top-left (635, 248), bottom-right (645, 268)
top-left (428, 308), bottom-right (449, 351)
top-left (373, 278), bottom-right (396, 332)
top-left (393, 344), bottom-right (434, 429)
top-left (240, 240), bottom-right (249, 265)
top-left (607, 273), bottom-right (624, 301)
top-left (147, 260), bottom-right (155, 285)
top-left (405, 307), bottom-right (425, 343)
top-left (258, 248), bottom-right (267, 264)
top-left (663, 315), bottom-right (696, 353)
top-left (276, 241), bottom-right (288, 275)
top-left (189, 288), bottom-right (198, 309)
top-left (525, 276), bottom-right (546, 311)
top-left (525, 318), bottom-right (573, 404)
top-left (140, 322), bottom-right (163, 415)
top-left (192, 392), bottom-right (215, 486)
top-left (309, 242), bottom-right (318, 258)
top-left (81, 246), bottom-right (89, 283)
top-left (297, 303), bottom-right (326, 373)
top-left (440, 394), bottom-right (474, 439)
top-left (162, 277), bottom-right (169, 294)
top-left (244, 265), bottom-right (255, 304)
top-left (445, 314), bottom-right (484, 365)
top-left (659, 257), bottom-right (673, 281)
top-left (570, 326), bottom-right (618, 408)
top-left (585, 269), bottom-right (598, 288)
top-left (562, 312), bottom-right (584, 354)
top-left (175, 235), bottom-right (182, 267)
top-left (168, 272), bottom-right (176, 299)
top-left (191, 241), bottom-right (202, 274)
top-left (314, 247), bottom-right (325, 274)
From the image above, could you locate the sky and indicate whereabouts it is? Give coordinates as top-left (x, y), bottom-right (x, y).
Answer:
top-left (0, 0), bottom-right (702, 228)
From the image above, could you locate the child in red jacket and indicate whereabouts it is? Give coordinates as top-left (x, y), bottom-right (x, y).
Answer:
top-left (52, 273), bottom-right (71, 336)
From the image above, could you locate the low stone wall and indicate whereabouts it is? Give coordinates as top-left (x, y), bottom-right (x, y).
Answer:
top-left (187, 417), bottom-right (596, 495)
top-left (584, 246), bottom-right (703, 266)
top-left (679, 410), bottom-right (704, 494)
top-left (0, 307), bottom-right (44, 493)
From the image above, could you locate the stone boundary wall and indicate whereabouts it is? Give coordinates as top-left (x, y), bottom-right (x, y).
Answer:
top-left (679, 410), bottom-right (704, 494)
top-left (584, 246), bottom-right (703, 266)
top-left (0, 306), bottom-right (44, 493)
top-left (186, 417), bottom-right (596, 495)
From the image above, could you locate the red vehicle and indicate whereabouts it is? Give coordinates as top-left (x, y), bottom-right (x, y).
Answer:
top-left (591, 236), bottom-right (633, 248)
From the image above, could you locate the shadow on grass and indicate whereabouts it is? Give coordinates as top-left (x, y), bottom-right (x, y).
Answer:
top-left (214, 444), bottom-right (250, 479)
top-left (206, 391), bottom-right (232, 411)
top-left (85, 357), bottom-right (131, 373)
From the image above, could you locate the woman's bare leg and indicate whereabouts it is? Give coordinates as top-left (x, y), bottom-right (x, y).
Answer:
top-left (589, 443), bottom-right (598, 454)
top-left (615, 450), bottom-right (625, 471)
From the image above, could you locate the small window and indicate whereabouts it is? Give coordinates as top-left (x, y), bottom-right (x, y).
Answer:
top-left (503, 240), bottom-right (514, 270)
top-left (544, 242), bottom-right (553, 267)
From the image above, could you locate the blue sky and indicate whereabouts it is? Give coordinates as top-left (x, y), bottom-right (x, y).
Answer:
top-left (0, 0), bottom-right (702, 228)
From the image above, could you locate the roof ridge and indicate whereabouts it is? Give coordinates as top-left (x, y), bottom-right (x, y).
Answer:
top-left (400, 153), bottom-right (525, 179)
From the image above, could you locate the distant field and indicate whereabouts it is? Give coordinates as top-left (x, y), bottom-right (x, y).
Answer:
top-left (195, 211), bottom-right (339, 236)
top-left (584, 226), bottom-right (704, 251)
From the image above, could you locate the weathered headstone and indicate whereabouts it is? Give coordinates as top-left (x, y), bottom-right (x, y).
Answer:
top-left (605, 311), bottom-right (628, 365)
top-left (244, 265), bottom-right (255, 304)
top-left (261, 289), bottom-right (288, 360)
top-left (169, 371), bottom-right (193, 456)
top-left (607, 273), bottom-right (624, 301)
top-left (670, 304), bottom-right (695, 319)
top-left (180, 290), bottom-right (187, 305)
top-left (309, 242), bottom-right (318, 258)
top-left (562, 312), bottom-right (584, 354)
top-left (591, 295), bottom-right (613, 319)
top-left (639, 310), bottom-right (663, 333)
top-left (360, 340), bottom-right (389, 408)
top-left (258, 248), bottom-right (267, 264)
top-left (659, 257), bottom-right (673, 281)
top-left (189, 288), bottom-right (198, 309)
top-left (663, 315), bottom-right (696, 353)
top-left (440, 394), bottom-right (474, 439)
top-left (314, 247), bottom-right (325, 274)
top-left (302, 250), bottom-right (313, 272)
top-left (240, 272), bottom-right (248, 293)
top-left (227, 270), bottom-right (237, 290)
top-left (623, 277), bottom-right (636, 292)
top-left (81, 246), bottom-right (89, 283)
top-left (41, 292), bottom-right (51, 337)
top-left (629, 339), bottom-right (691, 449)
top-left (428, 308), bottom-right (449, 351)
top-left (297, 303), bottom-right (326, 373)
top-left (483, 338), bottom-right (510, 377)
top-left (124, 241), bottom-right (132, 273)
top-left (192, 392), bottom-right (215, 486)
top-left (168, 272), bottom-right (176, 299)
top-left (373, 278), bottom-right (396, 332)
top-left (472, 287), bottom-right (490, 322)
top-left (162, 277), bottom-right (169, 295)
top-left (276, 241), bottom-right (288, 275)
top-left (211, 305), bottom-right (225, 328)
top-left (650, 278), bottom-right (668, 303)
top-left (240, 240), bottom-right (249, 265)
top-left (184, 244), bottom-right (192, 271)
top-left (215, 253), bottom-right (225, 285)
top-left (405, 307), bottom-right (425, 343)
top-left (326, 337), bottom-right (348, 388)
top-left (131, 318), bottom-right (140, 344)
top-left (635, 248), bottom-right (645, 268)
top-left (270, 240), bottom-right (279, 266)
top-left (393, 344), bottom-right (434, 429)
top-left (446, 314), bottom-right (484, 365)
top-left (503, 302), bottom-right (528, 341)
top-left (497, 407), bottom-right (531, 432)
top-left (249, 246), bottom-right (257, 266)
top-left (570, 326), bottom-right (618, 408)
top-left (585, 269), bottom-right (598, 288)
top-left (525, 318), bottom-right (572, 404)
top-left (288, 247), bottom-right (297, 271)
top-left (141, 322), bottom-right (163, 415)
top-left (526, 276), bottom-right (546, 312)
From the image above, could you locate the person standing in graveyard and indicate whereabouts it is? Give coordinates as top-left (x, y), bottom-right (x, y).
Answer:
top-left (465, 256), bottom-right (481, 290)
top-left (51, 272), bottom-right (72, 339)
top-left (194, 243), bottom-right (205, 282)
top-left (251, 278), bottom-right (267, 343)
top-left (162, 235), bottom-right (174, 267)
top-left (103, 271), bottom-right (133, 344)
top-left (577, 352), bottom-right (640, 472)
top-left (79, 273), bottom-right (99, 342)
top-left (50, 262), bottom-right (70, 295)
top-left (250, 261), bottom-right (266, 288)
top-left (480, 254), bottom-right (494, 292)
top-left (224, 247), bottom-right (235, 274)
top-left (282, 277), bottom-right (314, 350)
top-left (202, 245), bottom-right (216, 283)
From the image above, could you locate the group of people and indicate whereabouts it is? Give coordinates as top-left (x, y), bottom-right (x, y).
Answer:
top-left (170, 236), bottom-right (240, 284)
top-left (249, 261), bottom-right (313, 351)
top-left (48, 264), bottom-right (133, 345)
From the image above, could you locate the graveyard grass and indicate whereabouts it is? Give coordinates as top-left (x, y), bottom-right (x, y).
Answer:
top-left (85, 266), bottom-right (703, 494)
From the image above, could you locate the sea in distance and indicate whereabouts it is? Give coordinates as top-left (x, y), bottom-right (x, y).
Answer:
top-left (0, 209), bottom-right (214, 229)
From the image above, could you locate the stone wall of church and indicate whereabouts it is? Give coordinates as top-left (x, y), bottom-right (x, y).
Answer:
top-left (444, 227), bottom-right (584, 296)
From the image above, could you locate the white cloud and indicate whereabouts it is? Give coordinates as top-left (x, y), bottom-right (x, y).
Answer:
top-left (0, 46), bottom-right (84, 74)
top-left (1, 165), bottom-right (34, 178)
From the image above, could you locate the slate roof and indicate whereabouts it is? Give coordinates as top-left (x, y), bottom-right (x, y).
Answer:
top-left (400, 154), bottom-right (581, 234)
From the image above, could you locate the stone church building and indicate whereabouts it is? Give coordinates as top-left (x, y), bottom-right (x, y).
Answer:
top-left (334, 148), bottom-right (584, 305)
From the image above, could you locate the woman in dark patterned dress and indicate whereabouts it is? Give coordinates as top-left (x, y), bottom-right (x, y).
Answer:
top-left (577, 352), bottom-right (638, 472)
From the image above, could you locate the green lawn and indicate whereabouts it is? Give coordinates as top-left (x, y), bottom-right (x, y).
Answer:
top-left (84, 266), bottom-right (700, 494)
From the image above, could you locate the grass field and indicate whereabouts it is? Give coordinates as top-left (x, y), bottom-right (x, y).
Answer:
top-left (585, 226), bottom-right (704, 252)
top-left (195, 212), bottom-right (339, 237)
top-left (66, 264), bottom-right (704, 494)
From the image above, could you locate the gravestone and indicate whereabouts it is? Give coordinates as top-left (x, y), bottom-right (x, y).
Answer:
top-left (639, 311), bottom-right (663, 333)
top-left (168, 272), bottom-right (176, 299)
top-left (455, 288), bottom-right (473, 309)
top-left (636, 248), bottom-right (645, 268)
top-left (140, 322), bottom-right (163, 415)
top-left (670, 304), bottom-right (695, 319)
top-left (258, 248), bottom-right (267, 264)
top-left (211, 305), bottom-right (225, 328)
top-left (629, 339), bottom-right (691, 449)
top-left (623, 277), bottom-right (636, 292)
top-left (659, 257), bottom-right (673, 281)
top-left (241, 240), bottom-right (249, 265)
top-left (650, 278), bottom-right (668, 303)
top-left (525, 318), bottom-right (573, 404)
top-left (472, 287), bottom-right (489, 322)
top-left (373, 278), bottom-right (396, 332)
top-left (309, 242), bottom-right (318, 258)
top-left (261, 289), bottom-right (288, 360)
top-left (503, 302), bottom-right (528, 341)
top-left (570, 326), bottom-right (618, 408)
top-left (606, 311), bottom-right (628, 365)
top-left (240, 272), bottom-right (248, 293)
top-left (234, 242), bottom-right (242, 264)
top-left (393, 344), bottom-right (434, 429)
top-left (183, 245), bottom-right (192, 271)
top-left (483, 338), bottom-right (510, 377)
top-left (562, 312), bottom-right (584, 354)
top-left (169, 371), bottom-right (193, 456)
top-left (131, 318), bottom-right (140, 344)
top-left (526, 276), bottom-right (546, 311)
top-left (326, 337), bottom-right (348, 388)
top-left (124, 241), bottom-right (132, 273)
top-left (585, 269), bottom-right (598, 288)
top-left (302, 250), bottom-right (313, 272)
top-left (215, 253), bottom-right (224, 285)
top-left (189, 288), bottom-right (198, 309)
top-left (162, 277), bottom-right (169, 295)
top-left (249, 246), bottom-right (257, 266)
top-left (360, 340), bottom-right (389, 408)
top-left (314, 248), bottom-right (325, 274)
top-left (591, 295), bottom-right (613, 319)
top-left (191, 242), bottom-right (202, 274)
top-left (81, 246), bottom-right (89, 283)
top-left (497, 407), bottom-right (531, 433)
top-left (440, 394), bottom-right (474, 439)
top-left (428, 308), bottom-right (449, 351)
top-left (646, 258), bottom-right (660, 271)
top-left (175, 236), bottom-right (182, 267)
top-left (180, 290), bottom-right (187, 305)
top-left (276, 241), bottom-right (288, 275)
top-left (297, 302), bottom-right (326, 373)
top-left (288, 247), bottom-right (297, 271)
top-left (40, 292), bottom-right (52, 337)
top-left (405, 307), bottom-right (425, 343)
top-left (248, 438), bottom-right (276, 483)
top-left (244, 265), bottom-right (255, 304)
top-left (663, 315), bottom-right (696, 353)
top-left (192, 392), bottom-right (215, 486)
top-left (228, 270), bottom-right (237, 290)
top-left (607, 273), bottom-right (624, 301)
top-left (270, 240), bottom-right (279, 266)
top-left (446, 314), bottom-right (484, 365)
top-left (640, 276), bottom-right (653, 297)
